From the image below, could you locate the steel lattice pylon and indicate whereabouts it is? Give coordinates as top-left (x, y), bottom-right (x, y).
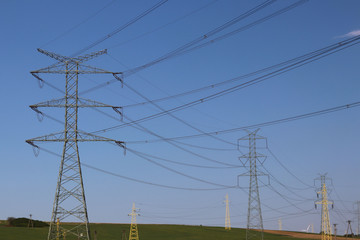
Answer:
top-left (225, 193), bottom-right (231, 230)
top-left (128, 203), bottom-right (140, 240)
top-left (315, 175), bottom-right (333, 240)
top-left (26, 49), bottom-right (125, 240)
top-left (238, 130), bottom-right (268, 240)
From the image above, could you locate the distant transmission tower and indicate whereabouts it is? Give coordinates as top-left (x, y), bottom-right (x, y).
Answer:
top-left (121, 229), bottom-right (128, 240)
top-left (28, 214), bottom-right (34, 228)
top-left (26, 48), bottom-right (125, 240)
top-left (315, 174), bottom-right (333, 240)
top-left (355, 201), bottom-right (360, 236)
top-left (225, 193), bottom-right (231, 230)
top-left (345, 220), bottom-right (354, 237)
top-left (278, 219), bottom-right (282, 231)
top-left (238, 129), bottom-right (268, 240)
top-left (128, 203), bottom-right (140, 240)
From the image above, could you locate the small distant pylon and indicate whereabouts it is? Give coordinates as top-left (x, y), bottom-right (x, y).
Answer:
top-left (345, 220), bottom-right (354, 238)
top-left (225, 193), bottom-right (231, 230)
top-left (315, 174), bottom-right (333, 240)
top-left (333, 224), bottom-right (337, 240)
top-left (28, 214), bottom-right (34, 228)
top-left (128, 203), bottom-right (140, 240)
top-left (278, 219), bottom-right (282, 231)
top-left (355, 201), bottom-right (360, 236)
top-left (121, 229), bottom-right (128, 240)
top-left (311, 224), bottom-right (314, 233)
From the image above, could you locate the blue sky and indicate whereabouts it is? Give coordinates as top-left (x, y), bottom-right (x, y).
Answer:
top-left (1, 0), bottom-right (360, 235)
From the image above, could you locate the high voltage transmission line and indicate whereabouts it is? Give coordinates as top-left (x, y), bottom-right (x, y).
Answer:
top-left (81, 0), bottom-right (307, 95)
top-left (72, 0), bottom-right (168, 56)
top-left (87, 35), bottom-right (360, 134)
top-left (40, 0), bottom-right (117, 48)
top-left (26, 49), bottom-right (125, 240)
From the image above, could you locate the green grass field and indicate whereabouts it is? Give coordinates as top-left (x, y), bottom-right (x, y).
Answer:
top-left (0, 222), bottom-right (319, 240)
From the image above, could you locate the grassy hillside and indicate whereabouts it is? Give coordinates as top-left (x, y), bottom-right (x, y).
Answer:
top-left (0, 222), bottom-right (318, 240)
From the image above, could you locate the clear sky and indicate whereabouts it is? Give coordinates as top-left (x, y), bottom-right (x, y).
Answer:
top-left (1, 0), bottom-right (360, 235)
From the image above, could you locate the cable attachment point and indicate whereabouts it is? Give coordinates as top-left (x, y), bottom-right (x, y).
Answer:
top-left (31, 72), bottom-right (44, 88)
top-left (115, 141), bottom-right (126, 155)
top-left (30, 106), bottom-right (44, 122)
top-left (112, 107), bottom-right (123, 121)
top-left (26, 140), bottom-right (40, 157)
top-left (113, 73), bottom-right (124, 88)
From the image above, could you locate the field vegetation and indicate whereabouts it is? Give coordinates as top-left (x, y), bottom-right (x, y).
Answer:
top-left (0, 221), bottom-right (323, 240)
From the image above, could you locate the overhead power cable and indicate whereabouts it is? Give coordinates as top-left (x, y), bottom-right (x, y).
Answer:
top-left (114, 101), bottom-right (360, 144)
top-left (35, 145), bottom-right (230, 191)
top-left (123, 81), bottom-right (237, 147)
top-left (107, 0), bottom-right (219, 49)
top-left (41, 0), bottom-right (117, 48)
top-left (140, 0), bottom-right (308, 70)
top-left (260, 164), bottom-right (313, 201)
top-left (127, 147), bottom-right (239, 169)
top-left (267, 147), bottom-right (314, 189)
top-left (117, 114), bottom-right (241, 167)
top-left (72, 0), bottom-right (169, 56)
top-left (116, 34), bottom-right (357, 109)
top-left (127, 147), bottom-right (237, 188)
top-left (80, 0), bottom-right (278, 95)
top-left (121, 0), bottom-right (276, 77)
top-left (91, 35), bottom-right (360, 133)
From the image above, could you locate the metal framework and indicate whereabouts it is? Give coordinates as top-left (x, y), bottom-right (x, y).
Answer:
top-left (345, 220), bottom-right (354, 237)
top-left (315, 174), bottom-right (333, 240)
top-left (355, 201), bottom-right (360, 236)
top-left (278, 219), bottom-right (282, 231)
top-left (26, 48), bottom-right (125, 240)
top-left (238, 129), bottom-right (268, 240)
top-left (225, 193), bottom-right (231, 230)
top-left (128, 203), bottom-right (140, 240)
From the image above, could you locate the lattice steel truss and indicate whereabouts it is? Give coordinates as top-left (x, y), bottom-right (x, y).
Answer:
top-left (238, 129), bottom-right (268, 240)
top-left (315, 174), bottom-right (333, 240)
top-left (225, 193), bottom-right (231, 230)
top-left (26, 49), bottom-right (125, 240)
top-left (128, 203), bottom-right (140, 240)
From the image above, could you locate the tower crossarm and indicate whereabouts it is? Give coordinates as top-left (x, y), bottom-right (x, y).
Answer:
top-left (37, 48), bottom-right (72, 63)
top-left (26, 131), bottom-right (125, 144)
top-left (37, 48), bottom-right (107, 64)
top-left (30, 97), bottom-right (122, 108)
top-left (30, 98), bottom-right (123, 119)
top-left (32, 64), bottom-right (114, 74)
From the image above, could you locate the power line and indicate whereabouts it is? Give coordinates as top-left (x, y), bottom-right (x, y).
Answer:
top-left (72, 0), bottom-right (169, 56)
top-left (121, 0), bottom-right (277, 77)
top-left (123, 101), bottom-right (360, 144)
top-left (35, 145), bottom-right (230, 191)
top-left (153, 0), bottom-right (308, 66)
top-left (126, 146), bottom-right (237, 188)
top-left (91, 35), bottom-right (360, 133)
top-left (107, 0), bottom-right (219, 49)
top-left (41, 0), bottom-right (117, 48)
top-left (267, 147), bottom-right (314, 189)
top-left (80, 0), bottom-right (278, 95)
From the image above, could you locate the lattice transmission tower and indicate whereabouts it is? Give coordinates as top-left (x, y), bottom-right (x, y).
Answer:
top-left (26, 48), bottom-right (125, 240)
top-left (128, 203), bottom-right (140, 240)
top-left (315, 174), bottom-right (333, 240)
top-left (238, 129), bottom-right (268, 240)
top-left (225, 193), bottom-right (231, 230)
top-left (355, 201), bottom-right (360, 236)
top-left (278, 219), bottom-right (282, 231)
top-left (345, 220), bottom-right (354, 237)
